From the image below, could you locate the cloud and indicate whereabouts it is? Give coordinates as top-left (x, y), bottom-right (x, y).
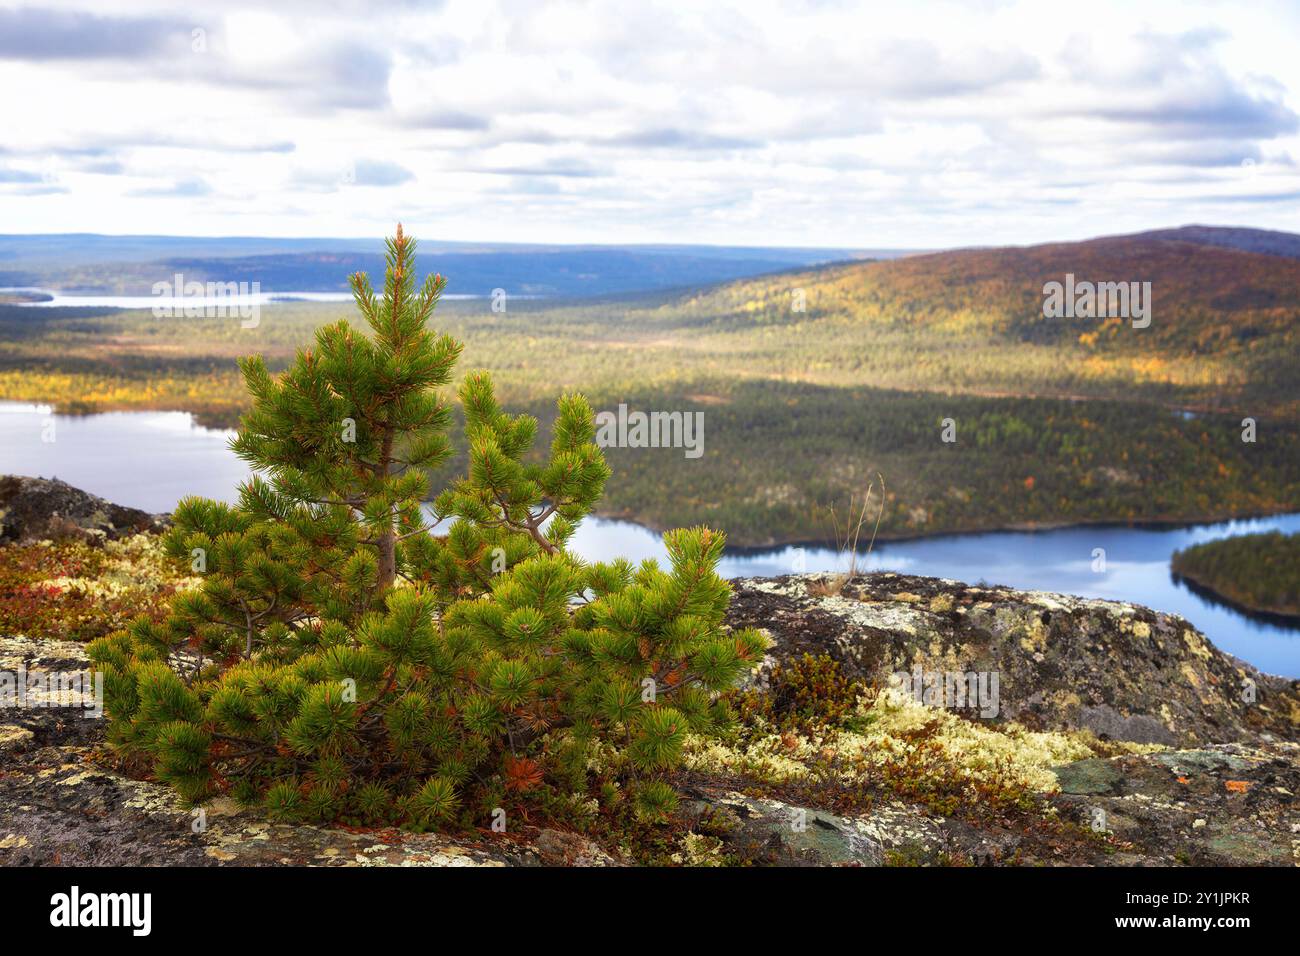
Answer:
top-left (3, 1), bottom-right (1300, 245)
top-left (287, 159), bottom-right (416, 191)
top-left (846, 39), bottom-right (1041, 99)
top-left (0, 7), bottom-right (192, 60)
top-left (128, 177), bottom-right (212, 197)
top-left (0, 168), bottom-right (44, 183)
top-left (1064, 29), bottom-right (1299, 141)
top-left (201, 37), bottom-right (396, 112)
top-left (494, 177), bottom-right (564, 195)
top-left (0, 10), bottom-right (394, 113)
top-left (285, 39), bottom-right (395, 111)
top-left (398, 108), bottom-right (490, 131)
top-left (1090, 91), bottom-right (1298, 141)
top-left (477, 158), bottom-right (605, 178)
top-left (1134, 141), bottom-right (1266, 168)
top-left (350, 159), bottom-right (416, 186)
top-left (596, 127), bottom-right (762, 150)
top-left (80, 159), bottom-right (126, 174)
top-left (1197, 188), bottom-right (1300, 204)
top-left (3, 184), bottom-right (70, 196)
top-left (33, 134), bottom-right (295, 156)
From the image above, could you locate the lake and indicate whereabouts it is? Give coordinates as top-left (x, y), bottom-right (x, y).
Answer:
top-left (0, 288), bottom-right (479, 309)
top-left (2, 400), bottom-right (1297, 677)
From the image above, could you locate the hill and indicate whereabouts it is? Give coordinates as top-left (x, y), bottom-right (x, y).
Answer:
top-left (660, 230), bottom-right (1300, 414)
top-left (1129, 224), bottom-right (1300, 260)
top-left (686, 232), bottom-right (1300, 349)
top-left (0, 234), bottom-right (891, 298)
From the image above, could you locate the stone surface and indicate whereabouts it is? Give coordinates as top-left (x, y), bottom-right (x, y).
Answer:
top-left (674, 736), bottom-right (1300, 866)
top-left (0, 475), bottom-right (166, 544)
top-left (1049, 742), bottom-right (1300, 866)
top-left (726, 572), bottom-right (1300, 745)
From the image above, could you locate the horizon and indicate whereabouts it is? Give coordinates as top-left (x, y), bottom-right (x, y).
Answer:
top-left (0, 220), bottom-right (1293, 253)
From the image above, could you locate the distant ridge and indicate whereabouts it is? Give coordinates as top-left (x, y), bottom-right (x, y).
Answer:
top-left (2, 224), bottom-right (1294, 299)
top-left (0, 233), bottom-right (891, 269)
top-left (1121, 224), bottom-right (1300, 260)
top-left (683, 226), bottom-right (1300, 373)
top-left (0, 234), bottom-right (909, 298)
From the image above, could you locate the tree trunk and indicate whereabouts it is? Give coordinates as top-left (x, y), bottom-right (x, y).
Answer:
top-left (375, 428), bottom-right (396, 593)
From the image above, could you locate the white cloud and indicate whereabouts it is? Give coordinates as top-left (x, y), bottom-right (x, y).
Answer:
top-left (1, 0), bottom-right (1297, 246)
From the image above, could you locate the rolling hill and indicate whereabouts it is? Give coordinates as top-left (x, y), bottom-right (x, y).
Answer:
top-left (656, 228), bottom-right (1300, 414)
top-left (1129, 224), bottom-right (1300, 260)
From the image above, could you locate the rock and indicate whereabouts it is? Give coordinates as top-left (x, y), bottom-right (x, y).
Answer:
top-left (1078, 705), bottom-right (1177, 746)
top-left (0, 475), bottom-right (166, 543)
top-left (1053, 758), bottom-right (1126, 795)
top-left (1049, 742), bottom-right (1300, 866)
top-left (682, 788), bottom-right (963, 866)
top-left (678, 741), bottom-right (1300, 868)
top-left (725, 572), bottom-right (1299, 745)
top-left (533, 829), bottom-right (619, 866)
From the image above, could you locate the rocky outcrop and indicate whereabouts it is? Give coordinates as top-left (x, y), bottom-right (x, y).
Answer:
top-left (3, 569), bottom-right (1298, 866)
top-left (0, 475), bottom-right (166, 543)
top-left (1050, 744), bottom-right (1300, 866)
top-left (729, 573), bottom-right (1299, 745)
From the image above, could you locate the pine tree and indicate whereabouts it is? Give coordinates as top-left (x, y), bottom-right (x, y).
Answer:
top-left (88, 225), bottom-right (768, 829)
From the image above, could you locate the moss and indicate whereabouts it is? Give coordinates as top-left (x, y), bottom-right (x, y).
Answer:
top-left (1019, 615), bottom-right (1049, 653)
top-left (1052, 757), bottom-right (1124, 795)
top-left (883, 845), bottom-right (959, 867)
top-left (928, 594), bottom-right (954, 614)
top-left (869, 690), bottom-right (1095, 786)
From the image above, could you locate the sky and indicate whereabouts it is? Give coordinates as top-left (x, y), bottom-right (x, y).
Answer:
top-left (2, 0), bottom-right (1299, 248)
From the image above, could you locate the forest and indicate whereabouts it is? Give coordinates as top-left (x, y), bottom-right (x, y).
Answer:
top-left (1172, 531), bottom-right (1300, 618)
top-left (1, 231), bottom-right (1297, 546)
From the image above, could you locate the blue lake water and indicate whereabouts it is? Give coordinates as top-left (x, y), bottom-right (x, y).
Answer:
top-left (0, 288), bottom-right (480, 309)
top-left (1, 400), bottom-right (1297, 677)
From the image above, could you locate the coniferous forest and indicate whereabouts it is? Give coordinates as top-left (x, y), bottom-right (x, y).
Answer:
top-left (1173, 531), bottom-right (1300, 618)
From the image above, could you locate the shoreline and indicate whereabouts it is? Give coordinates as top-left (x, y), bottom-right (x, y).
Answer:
top-left (1171, 569), bottom-right (1300, 626)
top-left (597, 507), bottom-right (1300, 555)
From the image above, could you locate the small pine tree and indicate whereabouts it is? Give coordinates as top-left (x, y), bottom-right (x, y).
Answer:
top-left (89, 225), bottom-right (768, 829)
